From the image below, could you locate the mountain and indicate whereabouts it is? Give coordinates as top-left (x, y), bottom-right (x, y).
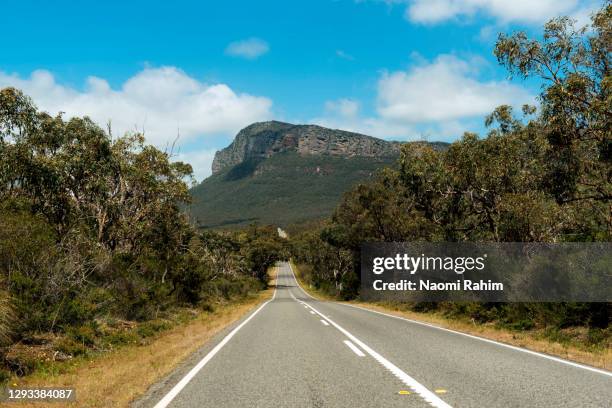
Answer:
top-left (189, 121), bottom-right (433, 229)
top-left (211, 121), bottom-right (401, 174)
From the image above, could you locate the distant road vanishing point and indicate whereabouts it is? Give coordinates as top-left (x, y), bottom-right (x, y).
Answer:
top-left (137, 262), bottom-right (612, 408)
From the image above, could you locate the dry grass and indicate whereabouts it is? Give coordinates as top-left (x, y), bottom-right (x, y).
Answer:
top-left (291, 263), bottom-right (611, 371)
top-left (4, 268), bottom-right (278, 408)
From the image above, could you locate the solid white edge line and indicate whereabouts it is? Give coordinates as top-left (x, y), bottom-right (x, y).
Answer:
top-left (153, 270), bottom-right (278, 408)
top-left (288, 262), bottom-right (317, 301)
top-left (343, 340), bottom-right (366, 357)
top-left (320, 319), bottom-right (330, 326)
top-left (287, 261), bottom-right (612, 378)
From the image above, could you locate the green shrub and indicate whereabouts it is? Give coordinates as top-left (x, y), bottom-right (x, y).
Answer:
top-left (0, 292), bottom-right (13, 346)
top-left (199, 302), bottom-right (215, 313)
top-left (586, 328), bottom-right (607, 346)
top-left (0, 368), bottom-right (10, 384)
top-left (136, 320), bottom-right (171, 338)
top-left (105, 331), bottom-right (139, 346)
top-left (506, 319), bottom-right (536, 331)
top-left (67, 325), bottom-right (97, 347)
top-left (4, 348), bottom-right (38, 376)
top-left (55, 338), bottom-right (88, 357)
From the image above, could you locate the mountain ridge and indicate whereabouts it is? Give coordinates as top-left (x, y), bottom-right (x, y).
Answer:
top-left (211, 120), bottom-right (401, 174)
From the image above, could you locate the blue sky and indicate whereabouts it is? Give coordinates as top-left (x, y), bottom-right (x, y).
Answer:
top-left (0, 0), bottom-right (600, 180)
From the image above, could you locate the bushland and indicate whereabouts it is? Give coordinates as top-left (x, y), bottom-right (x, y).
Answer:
top-left (0, 89), bottom-right (284, 380)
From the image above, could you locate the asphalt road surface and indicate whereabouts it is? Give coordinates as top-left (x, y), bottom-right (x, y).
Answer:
top-left (138, 262), bottom-right (612, 408)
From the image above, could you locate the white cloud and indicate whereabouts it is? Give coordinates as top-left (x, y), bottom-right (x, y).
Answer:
top-left (225, 38), bottom-right (269, 59)
top-left (407, 0), bottom-right (461, 23)
top-left (371, 0), bottom-right (596, 25)
top-left (477, 24), bottom-right (496, 42)
top-left (569, 2), bottom-right (600, 27)
top-left (376, 54), bottom-right (533, 123)
top-left (312, 54), bottom-right (533, 141)
top-left (325, 98), bottom-right (360, 118)
top-left (175, 148), bottom-right (218, 182)
top-left (0, 67), bottom-right (273, 146)
top-left (313, 98), bottom-right (415, 139)
top-left (335, 50), bottom-right (355, 61)
top-left (312, 115), bottom-right (415, 140)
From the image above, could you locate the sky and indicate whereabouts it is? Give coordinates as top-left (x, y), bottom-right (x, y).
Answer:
top-left (0, 0), bottom-right (601, 180)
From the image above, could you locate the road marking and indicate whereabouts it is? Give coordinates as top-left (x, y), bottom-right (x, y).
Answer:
top-left (309, 311), bottom-right (315, 315)
top-left (398, 390), bottom-right (412, 395)
top-left (286, 276), bottom-right (450, 406)
top-left (320, 319), bottom-right (329, 326)
top-left (435, 389), bottom-right (447, 394)
top-left (287, 262), bottom-right (612, 378)
top-left (288, 263), bottom-right (317, 301)
top-left (341, 303), bottom-right (612, 378)
top-left (153, 275), bottom-right (278, 408)
top-left (343, 340), bottom-right (366, 357)
top-left (287, 264), bottom-right (448, 407)
top-left (297, 299), bottom-right (452, 408)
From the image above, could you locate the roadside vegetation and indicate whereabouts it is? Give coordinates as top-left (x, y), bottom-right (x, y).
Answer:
top-left (7, 273), bottom-right (277, 408)
top-left (0, 88), bottom-right (284, 383)
top-left (290, 3), bottom-right (611, 356)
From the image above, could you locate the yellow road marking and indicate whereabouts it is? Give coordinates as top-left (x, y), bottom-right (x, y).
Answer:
top-left (435, 389), bottom-right (447, 394)
top-left (398, 390), bottom-right (412, 395)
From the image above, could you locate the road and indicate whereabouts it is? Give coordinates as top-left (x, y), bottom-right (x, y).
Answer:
top-left (138, 262), bottom-right (612, 408)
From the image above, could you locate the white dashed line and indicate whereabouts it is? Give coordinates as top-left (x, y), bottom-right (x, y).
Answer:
top-left (320, 319), bottom-right (330, 326)
top-left (343, 340), bottom-right (366, 357)
top-left (287, 263), bottom-right (451, 408)
top-left (299, 299), bottom-right (452, 408)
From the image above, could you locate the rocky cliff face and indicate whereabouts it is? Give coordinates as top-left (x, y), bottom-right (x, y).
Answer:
top-left (211, 121), bottom-right (401, 174)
